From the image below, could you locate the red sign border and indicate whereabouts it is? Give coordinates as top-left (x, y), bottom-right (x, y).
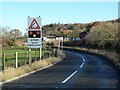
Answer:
top-left (28, 19), bottom-right (40, 30)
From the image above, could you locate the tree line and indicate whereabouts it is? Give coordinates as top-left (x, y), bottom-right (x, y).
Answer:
top-left (1, 18), bottom-right (120, 52)
top-left (0, 27), bottom-right (26, 47)
top-left (42, 19), bottom-right (120, 51)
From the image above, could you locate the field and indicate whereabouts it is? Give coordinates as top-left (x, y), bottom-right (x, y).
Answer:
top-left (0, 50), bottom-right (65, 82)
top-left (1, 46), bottom-right (52, 67)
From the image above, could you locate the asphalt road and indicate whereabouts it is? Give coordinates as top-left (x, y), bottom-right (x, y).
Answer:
top-left (2, 50), bottom-right (120, 90)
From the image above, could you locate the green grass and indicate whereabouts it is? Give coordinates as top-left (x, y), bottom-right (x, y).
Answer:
top-left (0, 50), bottom-right (65, 82)
top-left (1, 46), bottom-right (52, 67)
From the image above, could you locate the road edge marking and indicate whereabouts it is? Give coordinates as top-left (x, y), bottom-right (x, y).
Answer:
top-left (0, 56), bottom-right (65, 85)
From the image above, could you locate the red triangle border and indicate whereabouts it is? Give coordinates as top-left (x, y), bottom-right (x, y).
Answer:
top-left (29, 19), bottom-right (40, 29)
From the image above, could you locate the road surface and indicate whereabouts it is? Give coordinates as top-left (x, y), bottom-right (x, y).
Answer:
top-left (2, 50), bottom-right (120, 90)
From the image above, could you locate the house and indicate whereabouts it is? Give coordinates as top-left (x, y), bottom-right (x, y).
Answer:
top-left (43, 35), bottom-right (63, 46)
top-left (44, 35), bottom-right (63, 42)
top-left (73, 37), bottom-right (80, 41)
top-left (22, 42), bottom-right (27, 47)
top-left (79, 32), bottom-right (88, 39)
top-left (44, 36), bottom-right (56, 42)
top-left (56, 36), bottom-right (63, 41)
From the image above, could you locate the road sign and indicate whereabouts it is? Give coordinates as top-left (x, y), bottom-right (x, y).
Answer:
top-left (27, 16), bottom-right (42, 48)
top-left (28, 17), bottom-right (41, 30)
top-left (29, 19), bottom-right (40, 29)
top-left (28, 38), bottom-right (42, 48)
top-left (28, 31), bottom-right (41, 38)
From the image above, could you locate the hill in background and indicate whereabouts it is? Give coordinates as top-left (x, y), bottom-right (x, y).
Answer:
top-left (42, 19), bottom-right (119, 49)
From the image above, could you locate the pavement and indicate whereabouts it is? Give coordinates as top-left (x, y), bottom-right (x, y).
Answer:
top-left (1, 50), bottom-right (120, 90)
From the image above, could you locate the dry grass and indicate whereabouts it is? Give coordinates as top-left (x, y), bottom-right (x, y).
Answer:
top-left (65, 46), bottom-right (120, 68)
top-left (0, 50), bottom-right (65, 82)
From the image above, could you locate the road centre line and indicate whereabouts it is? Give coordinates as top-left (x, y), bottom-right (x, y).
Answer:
top-left (62, 70), bottom-right (78, 84)
top-left (80, 62), bottom-right (84, 68)
top-left (78, 54), bottom-right (85, 68)
top-left (65, 50), bottom-right (85, 68)
top-left (61, 51), bottom-right (86, 83)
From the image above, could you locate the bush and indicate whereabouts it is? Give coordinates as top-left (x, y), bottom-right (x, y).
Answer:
top-left (8, 40), bottom-right (17, 46)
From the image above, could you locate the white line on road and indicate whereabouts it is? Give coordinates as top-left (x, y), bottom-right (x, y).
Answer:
top-left (62, 70), bottom-right (78, 84)
top-left (65, 50), bottom-right (85, 68)
top-left (79, 54), bottom-right (85, 68)
top-left (61, 50), bottom-right (86, 84)
top-left (0, 56), bottom-right (66, 85)
top-left (80, 62), bottom-right (84, 68)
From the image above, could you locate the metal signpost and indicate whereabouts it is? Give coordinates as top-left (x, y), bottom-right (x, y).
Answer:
top-left (27, 16), bottom-right (42, 64)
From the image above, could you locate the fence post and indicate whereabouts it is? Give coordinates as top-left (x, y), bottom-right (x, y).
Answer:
top-left (39, 47), bottom-right (42, 60)
top-left (2, 53), bottom-right (5, 70)
top-left (43, 53), bottom-right (44, 59)
top-left (55, 49), bottom-right (57, 57)
top-left (28, 49), bottom-right (31, 65)
top-left (24, 51), bottom-right (26, 65)
top-left (35, 50), bottom-right (36, 62)
top-left (15, 52), bottom-right (18, 68)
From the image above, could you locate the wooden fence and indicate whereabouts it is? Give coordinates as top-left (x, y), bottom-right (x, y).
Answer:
top-left (1, 49), bottom-right (58, 70)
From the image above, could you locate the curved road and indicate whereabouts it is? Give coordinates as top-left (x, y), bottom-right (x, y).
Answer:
top-left (2, 50), bottom-right (120, 90)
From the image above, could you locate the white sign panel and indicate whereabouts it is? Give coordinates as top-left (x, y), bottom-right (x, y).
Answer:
top-left (28, 16), bottom-right (41, 30)
top-left (27, 16), bottom-right (42, 48)
top-left (28, 38), bottom-right (42, 48)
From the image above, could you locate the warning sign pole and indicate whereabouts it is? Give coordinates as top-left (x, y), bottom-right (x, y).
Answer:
top-left (27, 16), bottom-right (42, 62)
top-left (28, 48), bottom-right (31, 65)
top-left (39, 16), bottom-right (42, 60)
top-left (40, 47), bottom-right (42, 60)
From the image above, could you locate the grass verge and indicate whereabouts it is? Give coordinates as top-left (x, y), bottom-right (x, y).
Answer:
top-left (0, 50), bottom-right (65, 82)
top-left (64, 46), bottom-right (120, 69)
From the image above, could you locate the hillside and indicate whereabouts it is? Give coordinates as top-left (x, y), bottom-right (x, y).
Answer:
top-left (42, 19), bottom-right (120, 50)
top-left (42, 19), bottom-right (119, 38)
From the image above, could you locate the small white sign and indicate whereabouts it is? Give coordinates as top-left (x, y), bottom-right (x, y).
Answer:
top-left (28, 38), bottom-right (42, 48)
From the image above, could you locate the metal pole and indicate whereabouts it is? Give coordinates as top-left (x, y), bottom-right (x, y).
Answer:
top-left (28, 48), bottom-right (31, 65)
top-left (40, 47), bottom-right (42, 60)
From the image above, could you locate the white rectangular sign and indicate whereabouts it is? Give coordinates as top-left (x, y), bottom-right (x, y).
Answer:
top-left (28, 38), bottom-right (42, 48)
top-left (27, 16), bottom-right (42, 48)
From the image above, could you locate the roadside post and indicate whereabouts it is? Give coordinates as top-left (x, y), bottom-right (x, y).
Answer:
top-left (2, 53), bottom-right (5, 70)
top-left (62, 39), bottom-right (63, 50)
top-left (28, 48), bottom-right (31, 65)
top-left (27, 16), bottom-right (42, 65)
top-left (58, 40), bottom-right (59, 50)
top-left (15, 52), bottom-right (18, 68)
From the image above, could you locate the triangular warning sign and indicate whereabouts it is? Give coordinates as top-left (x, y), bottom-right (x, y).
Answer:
top-left (29, 19), bottom-right (40, 29)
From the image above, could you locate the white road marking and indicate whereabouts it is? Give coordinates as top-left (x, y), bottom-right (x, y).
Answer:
top-left (79, 54), bottom-right (85, 68)
top-left (65, 50), bottom-right (85, 68)
top-left (0, 56), bottom-right (66, 85)
top-left (62, 70), bottom-right (78, 84)
top-left (80, 62), bottom-right (84, 68)
top-left (61, 50), bottom-right (86, 84)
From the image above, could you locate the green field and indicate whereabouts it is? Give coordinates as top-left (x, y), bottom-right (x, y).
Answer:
top-left (1, 46), bottom-right (52, 67)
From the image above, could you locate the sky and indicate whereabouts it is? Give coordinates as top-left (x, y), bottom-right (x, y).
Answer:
top-left (1, 2), bottom-right (118, 34)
